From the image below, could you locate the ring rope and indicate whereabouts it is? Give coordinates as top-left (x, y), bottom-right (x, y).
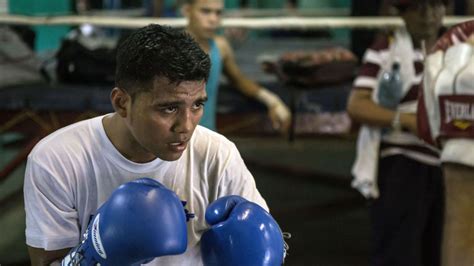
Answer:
top-left (0, 14), bottom-right (473, 29)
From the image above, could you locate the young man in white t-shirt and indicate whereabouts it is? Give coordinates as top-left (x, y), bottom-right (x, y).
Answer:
top-left (24, 24), bottom-right (269, 265)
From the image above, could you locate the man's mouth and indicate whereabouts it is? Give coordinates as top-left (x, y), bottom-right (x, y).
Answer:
top-left (168, 140), bottom-right (188, 152)
top-left (205, 28), bottom-right (216, 34)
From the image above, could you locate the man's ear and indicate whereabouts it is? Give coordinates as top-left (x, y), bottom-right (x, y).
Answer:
top-left (110, 87), bottom-right (130, 118)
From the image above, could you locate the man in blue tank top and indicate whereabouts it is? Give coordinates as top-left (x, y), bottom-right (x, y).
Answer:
top-left (181, 0), bottom-right (291, 133)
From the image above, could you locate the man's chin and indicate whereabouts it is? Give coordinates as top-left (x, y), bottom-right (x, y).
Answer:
top-left (203, 30), bottom-right (216, 39)
top-left (158, 151), bottom-right (185, 162)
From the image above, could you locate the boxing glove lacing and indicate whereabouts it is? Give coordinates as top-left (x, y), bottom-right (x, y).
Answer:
top-left (182, 201), bottom-right (195, 221)
top-left (282, 232), bottom-right (292, 263)
top-left (62, 231), bottom-right (100, 266)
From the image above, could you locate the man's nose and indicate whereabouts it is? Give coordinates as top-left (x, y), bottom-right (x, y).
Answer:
top-left (208, 12), bottom-right (220, 25)
top-left (174, 109), bottom-right (194, 133)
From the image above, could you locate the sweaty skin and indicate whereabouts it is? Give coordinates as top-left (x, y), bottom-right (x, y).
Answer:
top-left (104, 78), bottom-right (208, 162)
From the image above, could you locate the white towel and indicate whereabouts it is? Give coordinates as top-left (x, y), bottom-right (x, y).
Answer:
top-left (351, 125), bottom-right (381, 198)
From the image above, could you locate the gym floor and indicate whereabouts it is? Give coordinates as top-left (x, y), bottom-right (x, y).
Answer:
top-left (237, 136), bottom-right (370, 266)
top-left (0, 134), bottom-right (370, 266)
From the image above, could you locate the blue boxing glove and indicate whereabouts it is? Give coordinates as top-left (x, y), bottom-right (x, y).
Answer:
top-left (62, 177), bottom-right (193, 266)
top-left (201, 195), bottom-right (286, 266)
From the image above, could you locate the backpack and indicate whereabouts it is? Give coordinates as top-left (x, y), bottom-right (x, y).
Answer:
top-left (56, 26), bottom-right (117, 85)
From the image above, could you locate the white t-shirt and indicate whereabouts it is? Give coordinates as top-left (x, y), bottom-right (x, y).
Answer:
top-left (24, 114), bottom-right (268, 265)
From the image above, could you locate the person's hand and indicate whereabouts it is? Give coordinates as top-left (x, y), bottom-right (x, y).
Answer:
top-left (268, 101), bottom-right (292, 134)
top-left (256, 87), bottom-right (292, 134)
top-left (200, 195), bottom-right (287, 266)
top-left (61, 178), bottom-right (192, 266)
top-left (400, 113), bottom-right (417, 135)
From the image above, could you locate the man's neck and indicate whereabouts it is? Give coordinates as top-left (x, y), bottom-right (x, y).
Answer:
top-left (413, 37), bottom-right (437, 51)
top-left (102, 114), bottom-right (157, 163)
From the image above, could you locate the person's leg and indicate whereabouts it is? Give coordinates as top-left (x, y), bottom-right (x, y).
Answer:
top-left (369, 155), bottom-right (426, 266)
top-left (421, 165), bottom-right (444, 266)
top-left (442, 163), bottom-right (474, 266)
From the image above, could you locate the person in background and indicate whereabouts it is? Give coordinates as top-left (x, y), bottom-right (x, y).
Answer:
top-left (417, 20), bottom-right (474, 266)
top-left (181, 0), bottom-right (291, 133)
top-left (347, 0), bottom-right (447, 265)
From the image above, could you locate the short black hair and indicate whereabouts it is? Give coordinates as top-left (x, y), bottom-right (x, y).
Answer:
top-left (115, 24), bottom-right (210, 97)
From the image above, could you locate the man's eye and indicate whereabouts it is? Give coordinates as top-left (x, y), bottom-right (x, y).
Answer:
top-left (193, 102), bottom-right (205, 110)
top-left (162, 107), bottom-right (177, 114)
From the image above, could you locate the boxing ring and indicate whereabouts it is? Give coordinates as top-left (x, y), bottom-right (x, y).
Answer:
top-left (0, 85), bottom-right (112, 183)
top-left (1, 11), bottom-right (474, 264)
top-left (1, 14), bottom-right (472, 29)
top-left (1, 13), bottom-right (473, 184)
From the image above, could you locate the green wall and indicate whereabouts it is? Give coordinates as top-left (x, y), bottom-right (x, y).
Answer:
top-left (9, 0), bottom-right (73, 52)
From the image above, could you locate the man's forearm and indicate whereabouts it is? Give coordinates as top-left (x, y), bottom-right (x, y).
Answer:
top-left (28, 246), bottom-right (70, 266)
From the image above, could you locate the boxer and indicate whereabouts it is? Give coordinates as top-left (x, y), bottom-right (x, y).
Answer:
top-left (24, 24), bottom-right (273, 265)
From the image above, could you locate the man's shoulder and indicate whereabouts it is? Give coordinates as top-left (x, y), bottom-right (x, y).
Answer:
top-left (368, 31), bottom-right (393, 52)
top-left (29, 116), bottom-right (99, 162)
top-left (213, 36), bottom-right (232, 57)
top-left (193, 126), bottom-right (234, 144)
top-left (191, 126), bottom-right (237, 153)
top-left (213, 35), bottom-right (228, 46)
